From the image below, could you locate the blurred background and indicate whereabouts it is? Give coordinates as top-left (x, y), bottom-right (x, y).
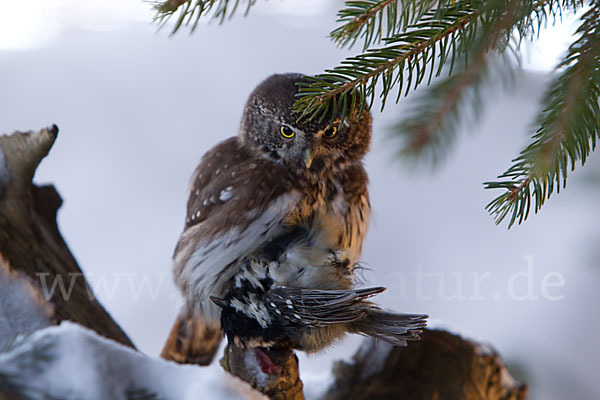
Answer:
top-left (0, 1), bottom-right (598, 399)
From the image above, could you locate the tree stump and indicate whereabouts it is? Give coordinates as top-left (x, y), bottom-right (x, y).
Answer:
top-left (323, 329), bottom-right (527, 400)
top-left (0, 126), bottom-right (133, 348)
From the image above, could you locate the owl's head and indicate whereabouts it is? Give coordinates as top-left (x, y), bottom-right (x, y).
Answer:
top-left (239, 73), bottom-right (371, 174)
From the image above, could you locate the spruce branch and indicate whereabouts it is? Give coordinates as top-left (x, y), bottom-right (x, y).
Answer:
top-left (297, 0), bottom-right (588, 172)
top-left (293, 2), bottom-right (483, 123)
top-left (391, 0), bottom-right (531, 163)
top-left (148, 0), bottom-right (598, 228)
top-left (485, 1), bottom-right (600, 227)
top-left (511, 0), bottom-right (584, 44)
top-left (151, 0), bottom-right (257, 33)
top-left (331, 0), bottom-right (398, 50)
top-left (330, 0), bottom-right (446, 50)
top-left (392, 55), bottom-right (493, 165)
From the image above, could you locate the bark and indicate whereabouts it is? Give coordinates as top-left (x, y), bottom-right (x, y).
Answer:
top-left (0, 126), bottom-right (133, 348)
top-left (323, 329), bottom-right (527, 400)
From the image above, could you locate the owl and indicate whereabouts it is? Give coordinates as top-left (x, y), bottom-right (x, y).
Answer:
top-left (160, 73), bottom-right (426, 366)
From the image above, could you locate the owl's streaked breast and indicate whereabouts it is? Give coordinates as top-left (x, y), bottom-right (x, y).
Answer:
top-left (271, 163), bottom-right (371, 290)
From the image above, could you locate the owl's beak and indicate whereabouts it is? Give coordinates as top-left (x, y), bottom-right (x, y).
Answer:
top-left (304, 149), bottom-right (314, 169)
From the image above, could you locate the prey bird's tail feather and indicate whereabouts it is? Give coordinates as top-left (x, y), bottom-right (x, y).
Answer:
top-left (264, 285), bottom-right (427, 347)
top-left (351, 309), bottom-right (428, 347)
top-left (160, 310), bottom-right (222, 366)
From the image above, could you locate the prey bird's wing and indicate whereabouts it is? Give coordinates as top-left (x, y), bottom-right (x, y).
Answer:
top-left (265, 286), bottom-right (386, 326)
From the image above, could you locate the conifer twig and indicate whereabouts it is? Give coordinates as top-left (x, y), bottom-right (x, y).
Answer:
top-left (485, 1), bottom-right (600, 227)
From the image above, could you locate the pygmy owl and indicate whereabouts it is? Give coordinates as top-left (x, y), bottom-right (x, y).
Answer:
top-left (161, 73), bottom-right (426, 366)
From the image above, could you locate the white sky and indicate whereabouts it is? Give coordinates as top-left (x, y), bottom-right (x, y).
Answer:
top-left (0, 0), bottom-right (583, 72)
top-left (0, 0), bottom-right (327, 50)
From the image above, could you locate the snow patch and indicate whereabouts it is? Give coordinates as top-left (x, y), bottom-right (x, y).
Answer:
top-left (302, 370), bottom-right (334, 400)
top-left (354, 339), bottom-right (394, 379)
top-left (0, 260), bottom-right (52, 349)
top-left (0, 322), bottom-right (244, 400)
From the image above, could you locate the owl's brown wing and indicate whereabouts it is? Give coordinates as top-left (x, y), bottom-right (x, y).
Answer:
top-left (174, 137), bottom-right (301, 308)
top-left (163, 137), bottom-right (302, 365)
top-left (182, 138), bottom-right (295, 235)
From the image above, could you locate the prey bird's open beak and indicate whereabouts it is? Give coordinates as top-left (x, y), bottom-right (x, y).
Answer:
top-left (304, 149), bottom-right (314, 169)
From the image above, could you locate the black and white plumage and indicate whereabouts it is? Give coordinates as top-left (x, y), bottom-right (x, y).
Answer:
top-left (212, 255), bottom-right (427, 354)
top-left (160, 73), bottom-right (426, 366)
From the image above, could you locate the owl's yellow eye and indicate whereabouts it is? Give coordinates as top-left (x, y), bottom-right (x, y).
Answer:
top-left (280, 125), bottom-right (295, 138)
top-left (323, 126), bottom-right (338, 139)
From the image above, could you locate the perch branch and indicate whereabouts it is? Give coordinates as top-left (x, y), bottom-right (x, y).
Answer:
top-left (220, 343), bottom-right (304, 400)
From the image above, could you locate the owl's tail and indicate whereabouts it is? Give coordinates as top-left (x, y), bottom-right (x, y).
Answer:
top-left (350, 309), bottom-right (428, 347)
top-left (160, 309), bottom-right (222, 365)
